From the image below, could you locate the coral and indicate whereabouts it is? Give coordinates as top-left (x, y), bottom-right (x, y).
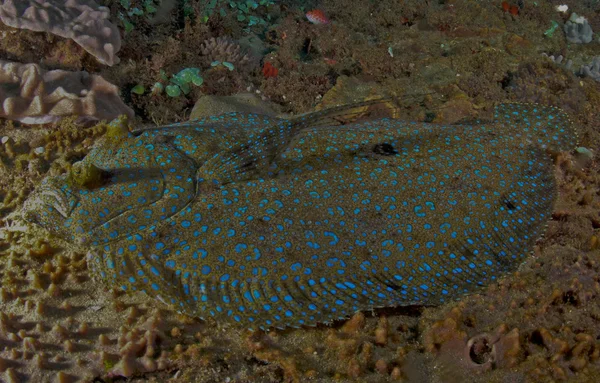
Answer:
top-left (161, 68), bottom-right (204, 97)
top-left (117, 0), bottom-right (163, 33)
top-left (105, 314), bottom-right (171, 377)
top-left (0, 0), bottom-right (121, 66)
top-left (425, 312), bottom-right (522, 375)
top-left (0, 59), bottom-right (134, 124)
top-left (200, 36), bottom-right (257, 74)
top-left (580, 56), bottom-right (600, 82)
top-left (202, 0), bottom-right (276, 27)
top-left (542, 53), bottom-right (574, 70)
top-left (564, 13), bottom-right (594, 44)
top-left (543, 54), bottom-right (600, 83)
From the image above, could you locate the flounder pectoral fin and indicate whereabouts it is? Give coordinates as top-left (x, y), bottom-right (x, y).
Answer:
top-left (195, 123), bottom-right (298, 186)
top-left (196, 140), bottom-right (276, 187)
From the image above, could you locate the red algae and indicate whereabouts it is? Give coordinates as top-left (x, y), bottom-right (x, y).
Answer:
top-left (262, 62), bottom-right (278, 78)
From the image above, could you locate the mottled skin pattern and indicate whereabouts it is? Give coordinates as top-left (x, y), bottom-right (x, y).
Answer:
top-left (23, 102), bottom-right (577, 330)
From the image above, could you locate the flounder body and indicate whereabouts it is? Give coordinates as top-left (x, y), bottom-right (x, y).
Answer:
top-left (23, 101), bottom-right (577, 330)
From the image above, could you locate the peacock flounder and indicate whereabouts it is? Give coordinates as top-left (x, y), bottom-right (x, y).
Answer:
top-left (23, 100), bottom-right (578, 330)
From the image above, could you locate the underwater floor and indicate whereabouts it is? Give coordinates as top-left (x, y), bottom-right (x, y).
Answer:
top-left (0, 0), bottom-right (600, 382)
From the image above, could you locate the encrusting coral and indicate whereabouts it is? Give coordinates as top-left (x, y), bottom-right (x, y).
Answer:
top-left (0, 59), bottom-right (134, 124)
top-left (0, 0), bottom-right (121, 66)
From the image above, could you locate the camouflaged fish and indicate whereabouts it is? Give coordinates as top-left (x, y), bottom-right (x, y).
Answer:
top-left (23, 100), bottom-right (577, 330)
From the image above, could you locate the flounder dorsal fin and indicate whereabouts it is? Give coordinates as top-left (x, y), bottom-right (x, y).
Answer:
top-left (493, 103), bottom-right (578, 152)
top-left (130, 112), bottom-right (289, 135)
top-left (289, 97), bottom-right (402, 129)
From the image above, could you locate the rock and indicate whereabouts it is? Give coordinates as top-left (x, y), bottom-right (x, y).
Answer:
top-left (189, 93), bottom-right (283, 120)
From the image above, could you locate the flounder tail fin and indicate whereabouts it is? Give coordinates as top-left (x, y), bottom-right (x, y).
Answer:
top-left (494, 103), bottom-right (578, 152)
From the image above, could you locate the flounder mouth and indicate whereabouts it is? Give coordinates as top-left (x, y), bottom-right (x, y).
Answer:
top-left (39, 186), bottom-right (71, 218)
top-left (24, 176), bottom-right (78, 222)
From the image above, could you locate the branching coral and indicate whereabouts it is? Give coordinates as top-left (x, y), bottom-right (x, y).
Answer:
top-left (580, 56), bottom-right (600, 82)
top-left (543, 54), bottom-right (600, 83)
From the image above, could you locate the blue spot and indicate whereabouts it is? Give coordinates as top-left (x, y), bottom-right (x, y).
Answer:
top-left (235, 243), bottom-right (247, 253)
top-left (324, 231), bottom-right (339, 245)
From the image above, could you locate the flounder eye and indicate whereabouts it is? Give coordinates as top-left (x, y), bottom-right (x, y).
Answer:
top-left (70, 162), bottom-right (110, 189)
